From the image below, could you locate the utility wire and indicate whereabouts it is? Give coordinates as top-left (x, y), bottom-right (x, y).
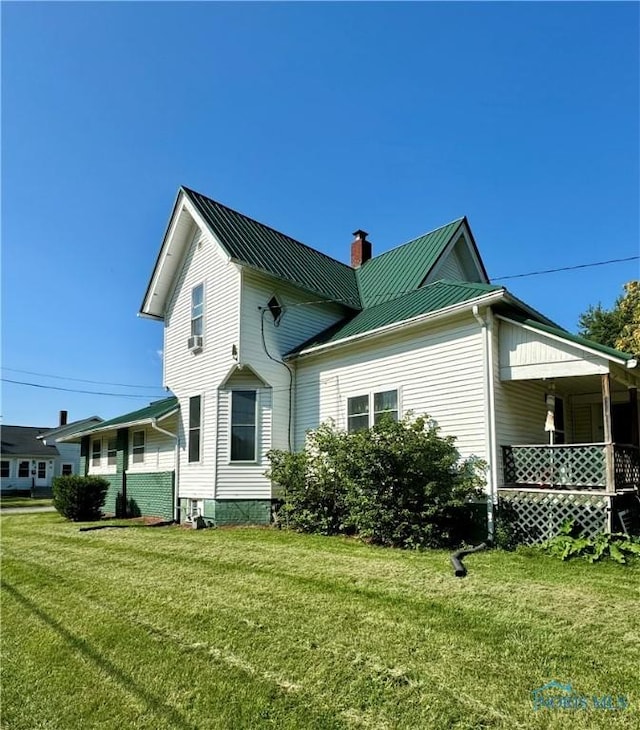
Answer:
top-left (1, 367), bottom-right (165, 390)
top-left (492, 256), bottom-right (639, 281)
top-left (1, 378), bottom-right (166, 399)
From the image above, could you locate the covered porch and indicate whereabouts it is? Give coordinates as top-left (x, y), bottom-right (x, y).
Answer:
top-left (494, 315), bottom-right (640, 542)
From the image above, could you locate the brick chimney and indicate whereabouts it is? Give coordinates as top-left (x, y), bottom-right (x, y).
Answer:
top-left (59, 410), bottom-right (68, 426)
top-left (351, 229), bottom-right (371, 268)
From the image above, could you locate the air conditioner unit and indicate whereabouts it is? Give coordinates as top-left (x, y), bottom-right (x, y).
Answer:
top-left (187, 335), bottom-right (203, 352)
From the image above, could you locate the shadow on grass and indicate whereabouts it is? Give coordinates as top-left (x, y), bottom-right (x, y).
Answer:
top-left (1, 579), bottom-right (195, 730)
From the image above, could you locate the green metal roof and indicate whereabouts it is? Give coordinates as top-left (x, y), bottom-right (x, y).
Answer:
top-left (502, 313), bottom-right (636, 363)
top-left (355, 219), bottom-right (465, 307)
top-left (60, 397), bottom-right (179, 440)
top-left (289, 280), bottom-right (504, 354)
top-left (183, 187), bottom-right (361, 309)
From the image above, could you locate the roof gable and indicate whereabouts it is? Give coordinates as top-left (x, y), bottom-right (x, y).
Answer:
top-left (355, 218), bottom-right (488, 307)
top-left (182, 187), bottom-right (361, 309)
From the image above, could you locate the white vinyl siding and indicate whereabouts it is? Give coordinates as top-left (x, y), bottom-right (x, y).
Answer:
top-left (216, 386), bottom-right (272, 500)
top-left (498, 319), bottom-right (610, 380)
top-left (239, 269), bottom-right (350, 456)
top-left (163, 223), bottom-right (241, 500)
top-left (434, 248), bottom-right (466, 281)
top-left (127, 414), bottom-right (178, 474)
top-left (295, 315), bottom-right (487, 465)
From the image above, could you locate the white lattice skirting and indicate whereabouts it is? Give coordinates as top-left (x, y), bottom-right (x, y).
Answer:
top-left (498, 490), bottom-right (609, 545)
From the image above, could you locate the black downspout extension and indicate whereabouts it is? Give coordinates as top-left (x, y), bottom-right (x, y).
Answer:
top-left (450, 542), bottom-right (490, 578)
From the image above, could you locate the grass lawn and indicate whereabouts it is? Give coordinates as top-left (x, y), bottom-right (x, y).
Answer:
top-left (0, 496), bottom-right (53, 509)
top-left (2, 514), bottom-right (639, 729)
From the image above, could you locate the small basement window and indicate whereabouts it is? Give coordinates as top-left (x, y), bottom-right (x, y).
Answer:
top-left (267, 295), bottom-right (283, 325)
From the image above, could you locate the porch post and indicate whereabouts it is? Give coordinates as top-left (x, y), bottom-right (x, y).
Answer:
top-left (601, 373), bottom-right (615, 492)
top-left (630, 387), bottom-right (639, 449)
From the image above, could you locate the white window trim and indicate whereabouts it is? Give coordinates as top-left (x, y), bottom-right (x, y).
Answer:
top-left (191, 282), bottom-right (205, 339)
top-left (91, 438), bottom-right (102, 466)
top-left (346, 387), bottom-right (402, 433)
top-left (18, 460), bottom-right (30, 478)
top-left (132, 429), bottom-right (145, 464)
top-left (107, 437), bottom-right (118, 467)
top-left (188, 394), bottom-right (203, 464)
top-left (1, 460), bottom-right (11, 479)
top-left (61, 463), bottom-right (74, 476)
top-left (228, 389), bottom-right (259, 464)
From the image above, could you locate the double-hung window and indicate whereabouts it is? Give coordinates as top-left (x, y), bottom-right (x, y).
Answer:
top-left (189, 395), bottom-right (201, 463)
top-left (92, 439), bottom-right (102, 466)
top-left (1, 461), bottom-right (9, 478)
top-left (107, 437), bottom-right (117, 466)
top-left (132, 430), bottom-right (145, 464)
top-left (231, 390), bottom-right (257, 462)
top-left (347, 389), bottom-right (399, 433)
top-left (18, 461), bottom-right (30, 478)
top-left (191, 284), bottom-right (204, 337)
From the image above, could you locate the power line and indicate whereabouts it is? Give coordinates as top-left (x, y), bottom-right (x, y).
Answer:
top-left (1, 367), bottom-right (165, 390)
top-left (1, 378), bottom-right (166, 399)
top-left (493, 256), bottom-right (639, 282)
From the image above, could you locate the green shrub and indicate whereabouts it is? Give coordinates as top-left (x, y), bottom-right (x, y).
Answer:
top-left (52, 475), bottom-right (109, 522)
top-left (267, 415), bottom-right (486, 549)
top-left (493, 501), bottom-right (525, 550)
top-left (542, 520), bottom-right (640, 564)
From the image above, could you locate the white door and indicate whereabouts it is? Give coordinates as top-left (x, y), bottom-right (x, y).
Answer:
top-left (35, 461), bottom-right (48, 487)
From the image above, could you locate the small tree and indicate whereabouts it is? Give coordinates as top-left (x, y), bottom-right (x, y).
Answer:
top-left (267, 415), bottom-right (486, 549)
top-left (52, 475), bottom-right (109, 522)
top-left (578, 280), bottom-right (640, 356)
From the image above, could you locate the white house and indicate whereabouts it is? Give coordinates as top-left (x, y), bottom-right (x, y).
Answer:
top-left (1, 412), bottom-right (101, 494)
top-left (65, 186), bottom-right (640, 539)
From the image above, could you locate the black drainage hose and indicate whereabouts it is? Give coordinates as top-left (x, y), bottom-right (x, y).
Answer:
top-left (450, 542), bottom-right (489, 578)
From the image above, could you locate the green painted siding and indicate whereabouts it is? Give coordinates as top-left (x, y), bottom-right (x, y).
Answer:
top-left (211, 499), bottom-right (272, 526)
top-left (126, 472), bottom-right (175, 521)
top-left (102, 474), bottom-right (123, 516)
top-left (80, 437), bottom-right (90, 476)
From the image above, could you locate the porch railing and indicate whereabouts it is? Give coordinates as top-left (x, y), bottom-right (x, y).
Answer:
top-left (502, 443), bottom-right (640, 491)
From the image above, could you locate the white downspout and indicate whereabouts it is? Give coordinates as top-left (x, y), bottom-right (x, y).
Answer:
top-left (472, 305), bottom-right (497, 541)
top-left (151, 418), bottom-right (180, 522)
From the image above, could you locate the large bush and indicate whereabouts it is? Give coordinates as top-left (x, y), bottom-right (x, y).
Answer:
top-left (52, 475), bottom-right (109, 521)
top-left (267, 415), bottom-right (486, 549)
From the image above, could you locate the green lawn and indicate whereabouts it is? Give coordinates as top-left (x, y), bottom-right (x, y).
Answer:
top-left (0, 496), bottom-right (53, 508)
top-left (2, 514), bottom-right (638, 729)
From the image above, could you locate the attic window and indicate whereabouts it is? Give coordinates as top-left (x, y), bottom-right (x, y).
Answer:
top-left (267, 296), bottom-right (283, 325)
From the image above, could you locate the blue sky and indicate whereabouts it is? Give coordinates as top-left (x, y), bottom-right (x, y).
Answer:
top-left (2, 1), bottom-right (639, 427)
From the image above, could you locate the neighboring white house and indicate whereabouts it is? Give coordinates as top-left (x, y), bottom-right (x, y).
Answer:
top-left (68, 186), bottom-right (640, 538)
top-left (1, 412), bottom-right (101, 493)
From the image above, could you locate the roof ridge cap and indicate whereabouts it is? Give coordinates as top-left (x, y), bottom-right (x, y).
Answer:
top-left (181, 185), bottom-right (357, 277)
top-left (360, 217), bottom-right (465, 266)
